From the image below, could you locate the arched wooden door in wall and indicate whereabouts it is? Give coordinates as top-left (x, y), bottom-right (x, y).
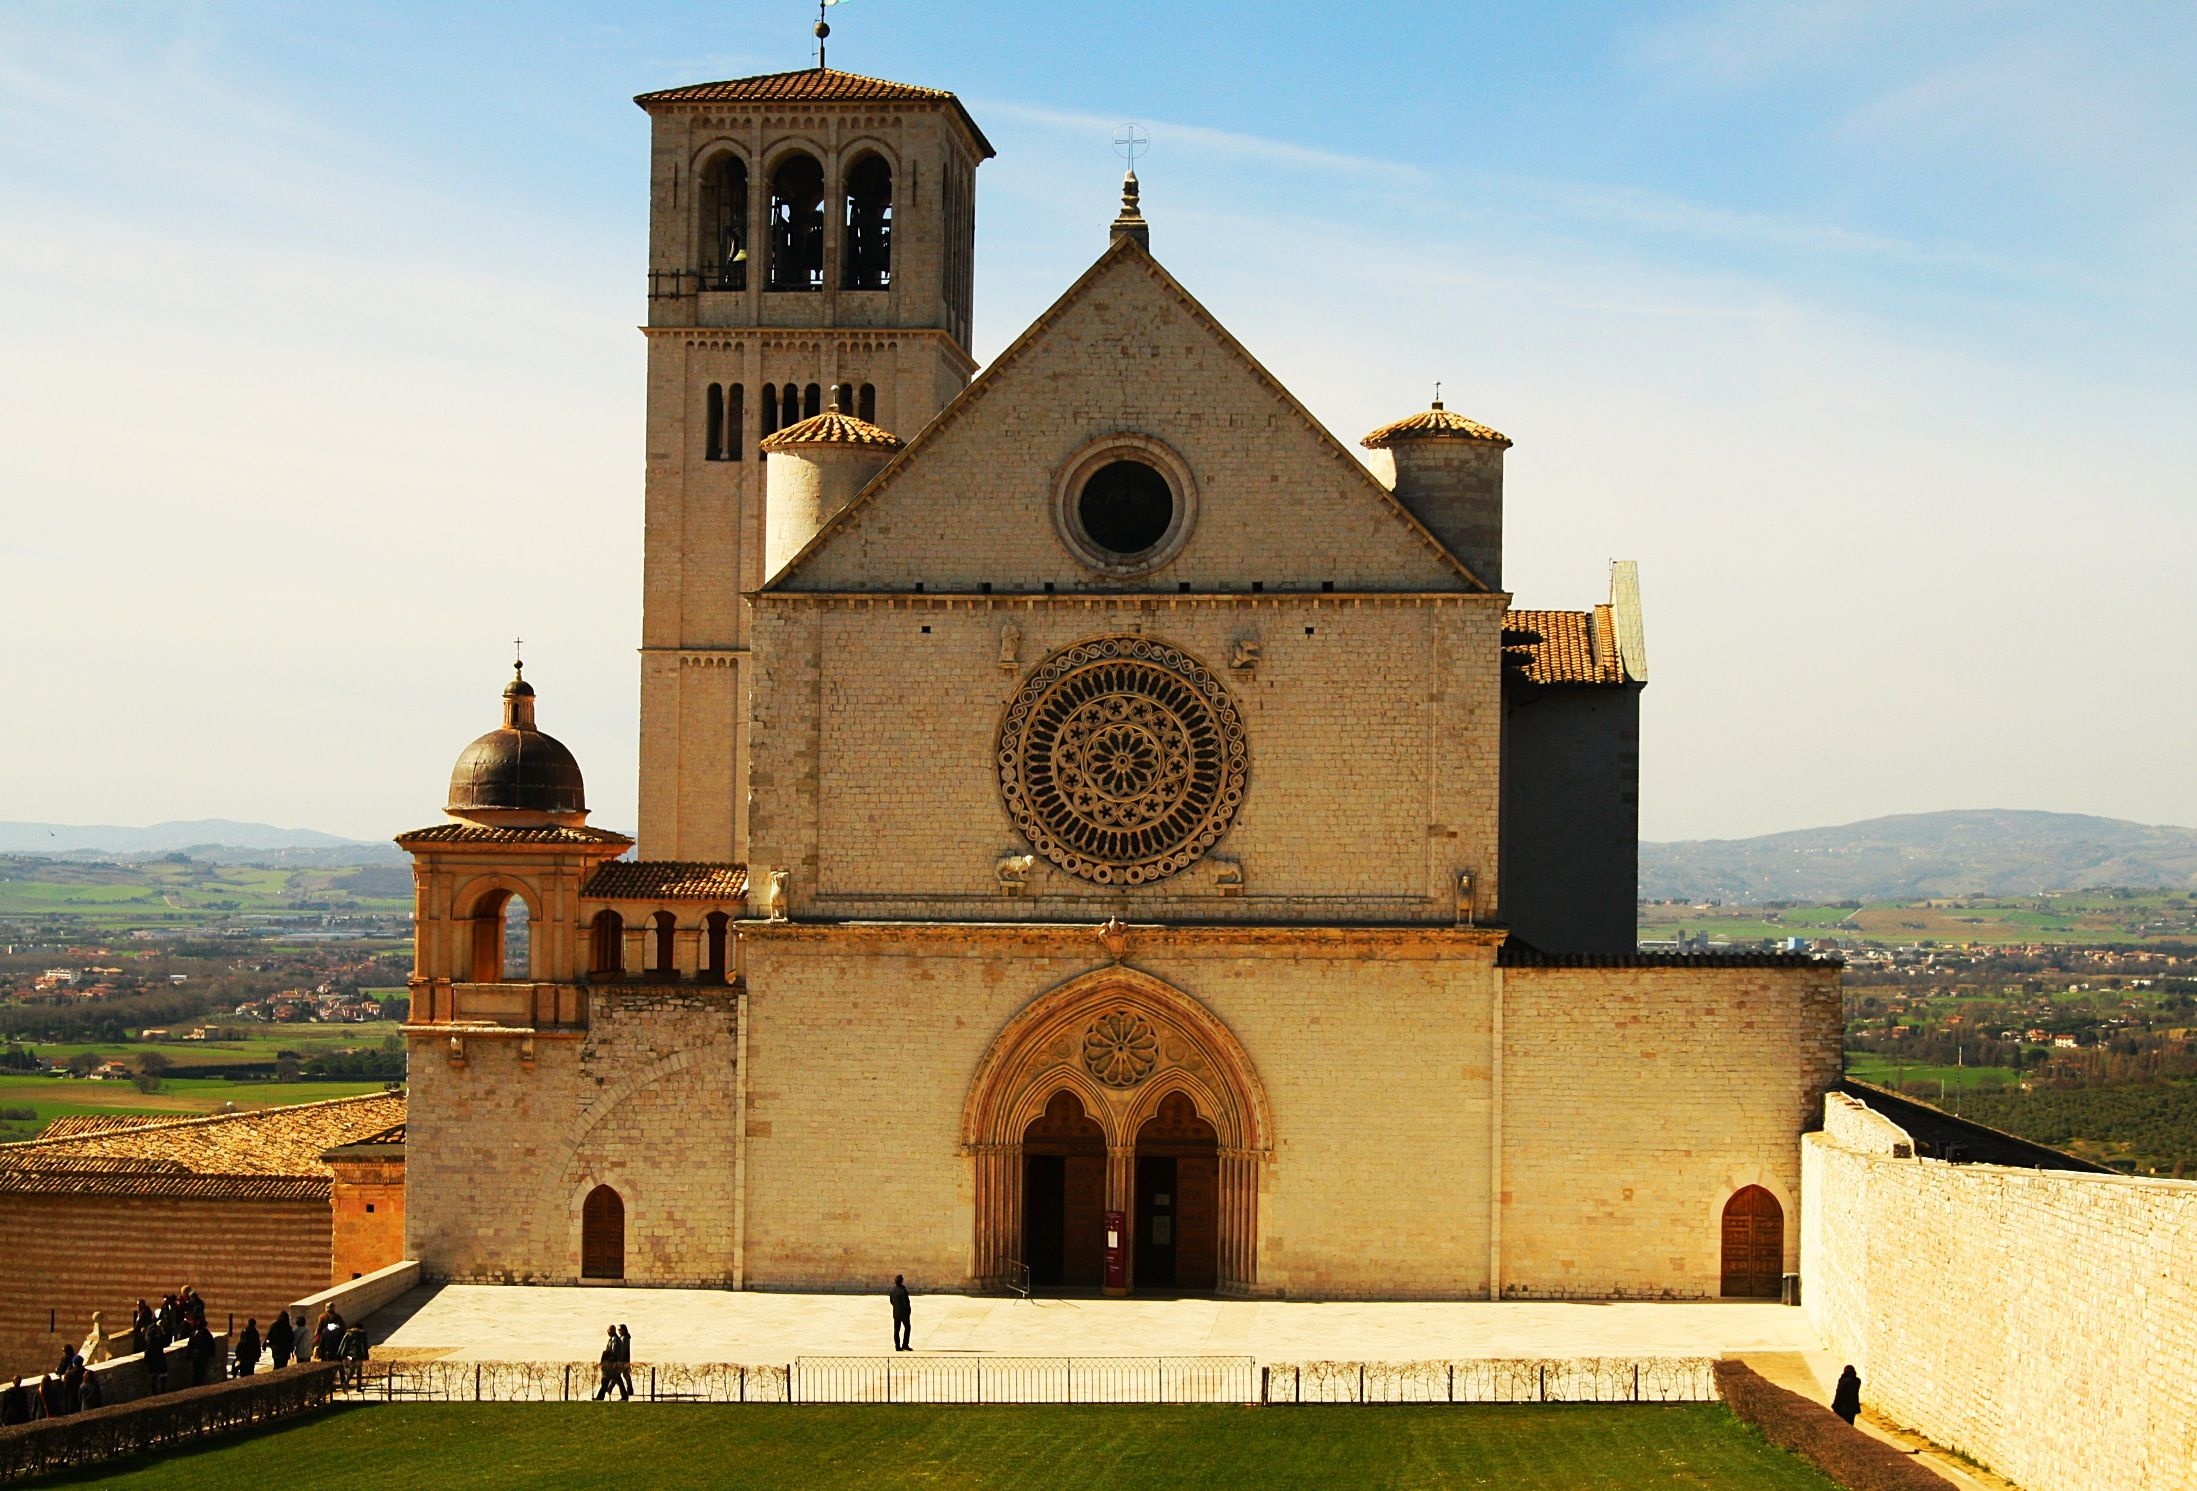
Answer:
top-left (581, 1185), bottom-right (625, 1281)
top-left (1720, 1186), bottom-right (1783, 1298)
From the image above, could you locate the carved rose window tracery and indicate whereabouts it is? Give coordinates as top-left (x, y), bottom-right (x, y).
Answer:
top-left (1083, 1011), bottom-right (1160, 1087)
top-left (999, 637), bottom-right (1247, 885)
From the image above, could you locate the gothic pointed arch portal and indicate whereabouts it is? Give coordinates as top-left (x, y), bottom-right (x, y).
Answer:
top-left (963, 966), bottom-right (1271, 1296)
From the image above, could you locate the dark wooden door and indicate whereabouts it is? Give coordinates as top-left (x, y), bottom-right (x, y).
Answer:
top-left (1136, 1156), bottom-right (1177, 1290)
top-left (1023, 1155), bottom-right (1066, 1285)
top-left (582, 1185), bottom-right (625, 1280)
top-left (1720, 1185), bottom-right (1783, 1298)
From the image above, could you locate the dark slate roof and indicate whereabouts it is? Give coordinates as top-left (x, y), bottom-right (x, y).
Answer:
top-left (1838, 1079), bottom-right (2110, 1172)
top-left (583, 861), bottom-right (750, 901)
top-left (1499, 944), bottom-right (1838, 969)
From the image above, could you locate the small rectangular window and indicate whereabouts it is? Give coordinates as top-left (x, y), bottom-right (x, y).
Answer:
top-left (1321, 580), bottom-right (1335, 593)
top-left (364, 1203), bottom-right (376, 1214)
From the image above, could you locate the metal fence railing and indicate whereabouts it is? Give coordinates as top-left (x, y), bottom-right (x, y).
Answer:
top-left (1259, 1357), bottom-right (1720, 1405)
top-left (343, 1355), bottom-right (1716, 1408)
top-left (791, 1356), bottom-right (1257, 1405)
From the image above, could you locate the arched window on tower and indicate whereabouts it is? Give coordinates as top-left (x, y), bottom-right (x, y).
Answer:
top-left (803, 383), bottom-right (821, 419)
top-left (760, 386), bottom-right (780, 442)
top-left (705, 383), bottom-right (743, 462)
top-left (697, 153), bottom-right (748, 291)
top-left (780, 383), bottom-right (800, 430)
top-left (589, 910), bottom-right (624, 977)
top-left (468, 889), bottom-right (531, 983)
top-left (832, 383), bottom-right (853, 414)
top-left (705, 911), bottom-right (730, 982)
top-left (842, 154), bottom-right (892, 290)
top-left (858, 383), bottom-right (876, 423)
top-left (649, 911), bottom-right (677, 977)
top-left (767, 153), bottom-right (825, 292)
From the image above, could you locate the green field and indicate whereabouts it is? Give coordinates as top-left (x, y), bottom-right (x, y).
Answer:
top-left (0, 856), bottom-right (409, 931)
top-left (1842, 1053), bottom-right (2019, 1098)
top-left (23, 1020), bottom-right (407, 1074)
top-left (30, 1403), bottom-right (1838, 1490)
top-left (0, 1075), bottom-right (392, 1142)
top-left (1640, 889), bottom-right (2197, 947)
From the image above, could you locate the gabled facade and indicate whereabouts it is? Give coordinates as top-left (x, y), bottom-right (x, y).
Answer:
top-left (400, 65), bottom-right (1841, 1303)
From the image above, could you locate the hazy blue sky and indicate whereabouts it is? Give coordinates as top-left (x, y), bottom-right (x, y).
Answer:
top-left (4, 1), bottom-right (2193, 842)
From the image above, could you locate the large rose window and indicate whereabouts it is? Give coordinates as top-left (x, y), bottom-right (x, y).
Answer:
top-left (998, 637), bottom-right (1247, 885)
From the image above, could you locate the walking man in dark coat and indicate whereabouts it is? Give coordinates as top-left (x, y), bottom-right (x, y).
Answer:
top-left (1831, 1365), bottom-right (1862, 1426)
top-left (889, 1275), bottom-right (912, 1352)
top-left (267, 1310), bottom-right (294, 1370)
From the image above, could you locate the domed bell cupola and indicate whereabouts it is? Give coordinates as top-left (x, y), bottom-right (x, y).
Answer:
top-left (1361, 396), bottom-right (1512, 591)
top-left (445, 660), bottom-right (589, 827)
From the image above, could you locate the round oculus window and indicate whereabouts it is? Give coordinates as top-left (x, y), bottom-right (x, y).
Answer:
top-left (1075, 459), bottom-right (1175, 559)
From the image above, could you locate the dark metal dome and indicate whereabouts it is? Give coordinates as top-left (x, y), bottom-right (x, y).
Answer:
top-left (446, 664), bottom-right (587, 815)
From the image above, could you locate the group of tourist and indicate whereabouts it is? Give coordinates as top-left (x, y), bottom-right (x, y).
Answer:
top-left (0, 1288), bottom-right (382, 1424)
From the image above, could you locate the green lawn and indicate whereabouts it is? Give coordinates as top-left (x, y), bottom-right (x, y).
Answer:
top-left (33, 1403), bottom-right (1837, 1490)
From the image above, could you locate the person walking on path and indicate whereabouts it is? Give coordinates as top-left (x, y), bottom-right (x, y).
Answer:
top-left (292, 1313), bottom-right (310, 1366)
top-left (267, 1309), bottom-right (294, 1370)
top-left (315, 1307), bottom-right (345, 1363)
top-left (0, 1378), bottom-right (28, 1426)
top-left (337, 1322), bottom-right (369, 1390)
top-left (889, 1275), bottom-right (912, 1352)
top-left (76, 1366), bottom-right (102, 1413)
top-left (615, 1325), bottom-right (634, 1399)
top-left (142, 1335), bottom-right (168, 1395)
top-left (234, 1318), bottom-right (262, 1377)
top-left (1831, 1365), bottom-right (1862, 1426)
top-left (593, 1326), bottom-right (621, 1401)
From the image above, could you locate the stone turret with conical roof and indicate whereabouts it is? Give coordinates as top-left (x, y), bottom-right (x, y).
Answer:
top-left (1361, 398), bottom-right (1511, 590)
top-left (760, 410), bottom-right (905, 582)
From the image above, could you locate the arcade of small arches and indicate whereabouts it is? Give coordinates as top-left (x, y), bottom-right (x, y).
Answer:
top-left (704, 379), bottom-right (880, 462)
top-left (445, 883), bottom-right (744, 988)
top-left (693, 145), bottom-right (893, 294)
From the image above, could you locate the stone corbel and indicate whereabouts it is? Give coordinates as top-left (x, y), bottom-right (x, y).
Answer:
top-left (446, 1034), bottom-right (466, 1068)
top-left (519, 1035), bottom-right (537, 1069)
top-left (995, 853), bottom-right (1034, 897)
top-left (1210, 857), bottom-right (1243, 898)
top-left (1229, 636), bottom-right (1261, 674)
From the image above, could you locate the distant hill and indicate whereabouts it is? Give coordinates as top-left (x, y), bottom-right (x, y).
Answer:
top-left (1642, 810), bottom-right (2197, 903)
top-left (0, 820), bottom-right (401, 866)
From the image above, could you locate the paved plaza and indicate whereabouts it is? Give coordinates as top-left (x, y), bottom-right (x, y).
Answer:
top-left (370, 1284), bottom-right (1822, 1366)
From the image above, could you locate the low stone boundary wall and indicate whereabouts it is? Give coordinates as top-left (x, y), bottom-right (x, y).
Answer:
top-left (0, 1362), bottom-right (340, 1482)
top-left (1803, 1092), bottom-right (2197, 1491)
top-left (1260, 1357), bottom-right (1718, 1404)
top-left (290, 1258), bottom-right (421, 1330)
top-left (343, 1355), bottom-right (1715, 1407)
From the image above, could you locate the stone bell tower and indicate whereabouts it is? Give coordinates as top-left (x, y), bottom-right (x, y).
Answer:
top-left (632, 66), bottom-right (994, 861)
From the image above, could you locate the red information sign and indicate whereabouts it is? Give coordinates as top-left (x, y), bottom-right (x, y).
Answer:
top-left (1103, 1208), bottom-right (1126, 1291)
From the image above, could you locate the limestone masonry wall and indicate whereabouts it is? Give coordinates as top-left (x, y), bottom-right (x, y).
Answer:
top-left (405, 984), bottom-right (739, 1286)
top-left (1804, 1093), bottom-right (2197, 1491)
top-left (0, 1194), bottom-right (327, 1378)
top-left (1501, 963), bottom-right (1843, 1299)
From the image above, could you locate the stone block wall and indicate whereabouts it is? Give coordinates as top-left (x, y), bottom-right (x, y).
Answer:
top-left (1804, 1093), bottom-right (2197, 1491)
top-left (0, 1194), bottom-right (328, 1378)
top-left (404, 983), bottom-right (739, 1286)
top-left (746, 597), bottom-right (1504, 925)
top-left (329, 1156), bottom-right (406, 1284)
top-left (1499, 962), bottom-right (1843, 1298)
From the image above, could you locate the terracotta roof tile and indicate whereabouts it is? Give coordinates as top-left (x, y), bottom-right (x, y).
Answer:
top-left (1503, 606), bottom-right (1631, 686)
top-left (583, 861), bottom-right (750, 901)
top-left (33, 1115), bottom-right (180, 1140)
top-left (0, 1171), bottom-right (329, 1202)
top-left (396, 823), bottom-right (632, 847)
top-left (0, 1092), bottom-right (406, 1190)
top-left (1361, 405), bottom-right (1511, 449)
top-left (633, 68), bottom-right (995, 158)
top-left (759, 411), bottom-right (903, 452)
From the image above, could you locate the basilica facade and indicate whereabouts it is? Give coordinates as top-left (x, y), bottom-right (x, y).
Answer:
top-left (398, 66), bottom-right (1840, 1301)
